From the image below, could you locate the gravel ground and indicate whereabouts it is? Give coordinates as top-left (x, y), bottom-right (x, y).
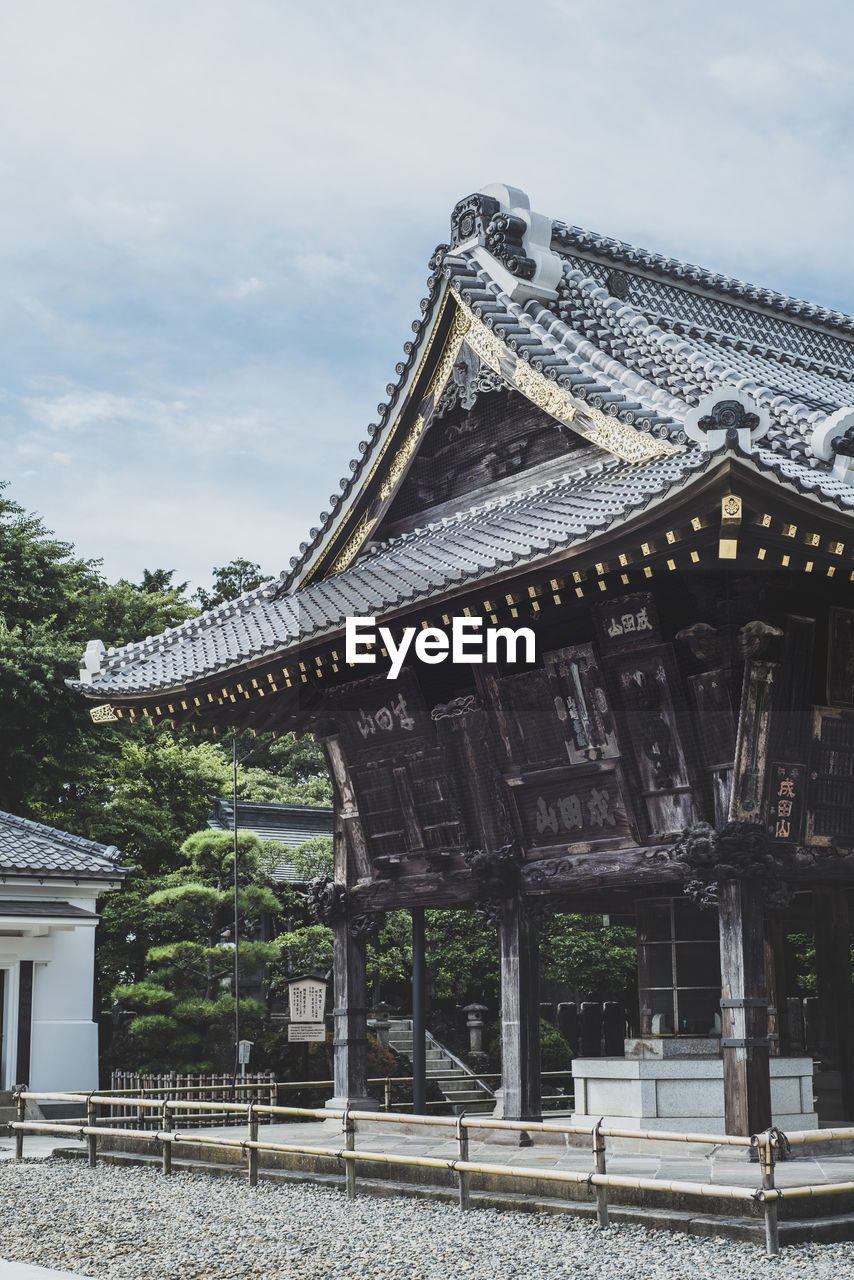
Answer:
top-left (1, 1159), bottom-right (853, 1280)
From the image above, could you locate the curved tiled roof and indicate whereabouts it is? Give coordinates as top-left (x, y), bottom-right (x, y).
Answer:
top-left (72, 187), bottom-right (854, 703)
top-left (0, 810), bottom-right (127, 880)
top-left (73, 449), bottom-right (714, 696)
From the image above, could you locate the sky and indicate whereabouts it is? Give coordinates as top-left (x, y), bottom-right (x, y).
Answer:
top-left (1, 0), bottom-right (853, 592)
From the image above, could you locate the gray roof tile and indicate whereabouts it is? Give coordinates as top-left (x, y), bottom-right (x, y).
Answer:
top-left (0, 810), bottom-right (128, 880)
top-left (72, 195), bottom-right (854, 702)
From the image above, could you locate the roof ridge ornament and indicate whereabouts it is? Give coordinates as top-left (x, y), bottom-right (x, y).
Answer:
top-left (810, 407), bottom-right (854, 482)
top-left (450, 184), bottom-right (562, 302)
top-left (683, 387), bottom-right (770, 452)
top-left (79, 638), bottom-right (105, 684)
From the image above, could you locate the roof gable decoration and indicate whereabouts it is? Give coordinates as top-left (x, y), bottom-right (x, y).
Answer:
top-left (683, 388), bottom-right (771, 452)
top-left (449, 287), bottom-right (684, 465)
top-left (811, 407), bottom-right (854, 483)
top-left (292, 185), bottom-right (695, 591)
top-left (450, 183), bottom-right (564, 302)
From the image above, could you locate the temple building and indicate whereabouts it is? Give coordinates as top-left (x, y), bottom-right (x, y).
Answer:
top-left (73, 184), bottom-right (854, 1136)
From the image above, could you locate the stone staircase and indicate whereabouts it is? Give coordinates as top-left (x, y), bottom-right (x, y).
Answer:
top-left (388, 1019), bottom-right (495, 1115)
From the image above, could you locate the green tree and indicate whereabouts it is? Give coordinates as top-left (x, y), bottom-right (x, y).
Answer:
top-left (0, 481), bottom-right (196, 814)
top-left (194, 558), bottom-right (272, 610)
top-left (288, 836), bottom-right (333, 881)
top-left (136, 568), bottom-right (189, 595)
top-left (112, 829), bottom-right (285, 1071)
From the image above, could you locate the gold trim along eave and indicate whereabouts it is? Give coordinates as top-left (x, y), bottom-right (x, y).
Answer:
top-left (452, 290), bottom-right (682, 465)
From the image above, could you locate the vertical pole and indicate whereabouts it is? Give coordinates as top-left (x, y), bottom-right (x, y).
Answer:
top-left (161, 1102), bottom-right (172, 1176)
top-left (592, 1119), bottom-right (609, 1228)
top-left (384, 1078), bottom-right (391, 1112)
top-left (411, 907), bottom-right (426, 1116)
top-left (719, 878), bottom-right (771, 1135)
top-left (498, 897), bottom-right (541, 1123)
top-left (456, 1114), bottom-right (471, 1211)
top-left (232, 732), bottom-right (241, 1086)
top-left (344, 1105), bottom-right (357, 1200)
top-left (14, 1090), bottom-right (25, 1160)
top-left (757, 1130), bottom-right (779, 1257)
top-left (248, 1102), bottom-right (259, 1187)
top-left (87, 1095), bottom-right (97, 1168)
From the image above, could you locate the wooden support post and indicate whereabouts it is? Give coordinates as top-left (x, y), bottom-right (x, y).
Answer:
top-left (592, 1119), bottom-right (609, 1228)
top-left (161, 1102), bottom-right (172, 1176)
top-left (814, 887), bottom-right (854, 1119)
top-left (756, 1130), bottom-right (779, 1258)
top-left (247, 1102), bottom-right (259, 1188)
top-left (719, 878), bottom-right (771, 1136)
top-left (87, 1095), bottom-right (97, 1168)
top-left (411, 907), bottom-right (426, 1116)
top-left (331, 915), bottom-right (373, 1110)
top-left (498, 897), bottom-right (541, 1124)
top-left (344, 1105), bottom-right (357, 1200)
top-left (456, 1114), bottom-right (471, 1211)
top-left (14, 1090), bottom-right (25, 1160)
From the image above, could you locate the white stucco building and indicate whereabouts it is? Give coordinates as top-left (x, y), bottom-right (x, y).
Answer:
top-left (0, 810), bottom-right (127, 1095)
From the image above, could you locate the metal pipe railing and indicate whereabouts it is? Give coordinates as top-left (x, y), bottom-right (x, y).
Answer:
top-left (11, 1088), bottom-right (854, 1257)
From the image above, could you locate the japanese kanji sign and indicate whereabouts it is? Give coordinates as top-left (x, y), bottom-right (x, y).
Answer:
top-left (766, 762), bottom-right (804, 842)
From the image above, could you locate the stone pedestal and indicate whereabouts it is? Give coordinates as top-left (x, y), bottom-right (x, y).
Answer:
top-left (571, 1054), bottom-right (816, 1135)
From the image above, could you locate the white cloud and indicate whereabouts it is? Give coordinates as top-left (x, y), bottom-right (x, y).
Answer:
top-left (69, 192), bottom-right (170, 244)
top-left (0, 0), bottom-right (852, 588)
top-left (235, 276), bottom-right (265, 298)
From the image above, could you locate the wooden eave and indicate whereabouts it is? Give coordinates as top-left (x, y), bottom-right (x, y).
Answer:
top-left (87, 451), bottom-right (854, 738)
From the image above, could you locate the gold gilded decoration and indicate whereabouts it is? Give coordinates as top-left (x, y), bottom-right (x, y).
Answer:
top-left (579, 406), bottom-right (682, 463)
top-left (90, 703), bottom-right (119, 724)
top-left (513, 360), bottom-right (576, 424)
top-left (425, 308), bottom-right (471, 401)
top-left (461, 312), bottom-right (505, 374)
top-left (379, 415), bottom-right (426, 500)
top-left (721, 494), bottom-right (743, 521)
top-left (329, 514), bottom-right (377, 576)
top-left (453, 290), bottom-right (682, 464)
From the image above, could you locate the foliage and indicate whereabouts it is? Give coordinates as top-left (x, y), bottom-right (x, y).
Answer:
top-left (539, 1019), bottom-right (573, 1070)
top-left (425, 910), bottom-right (499, 1008)
top-left (288, 836), bottom-right (333, 881)
top-left (0, 481), bottom-right (196, 814)
top-left (111, 829), bottom-right (283, 1071)
top-left (276, 924), bottom-right (334, 979)
top-left (540, 915), bottom-right (637, 1002)
top-left (237, 734), bottom-right (333, 806)
top-left (137, 568), bottom-right (189, 595)
top-left (49, 725), bottom-right (233, 875)
top-left (194, 558), bottom-right (272, 611)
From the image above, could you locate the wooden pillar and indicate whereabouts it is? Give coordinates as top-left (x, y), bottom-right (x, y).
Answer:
top-left (814, 887), bottom-right (854, 1120)
top-left (719, 878), bottom-right (771, 1135)
top-left (498, 897), bottom-right (541, 1122)
top-left (331, 914), bottom-right (374, 1110)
